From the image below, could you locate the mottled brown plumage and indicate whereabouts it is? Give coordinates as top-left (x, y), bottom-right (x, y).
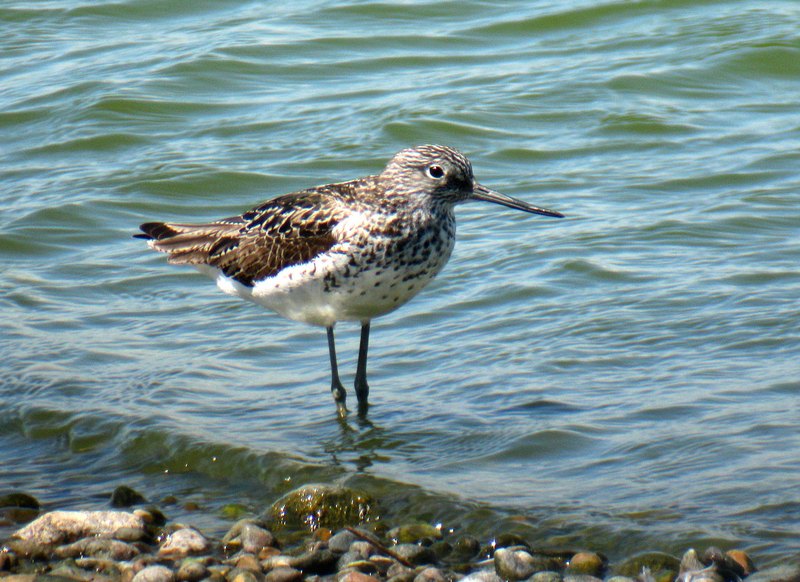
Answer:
top-left (136, 145), bottom-right (563, 416)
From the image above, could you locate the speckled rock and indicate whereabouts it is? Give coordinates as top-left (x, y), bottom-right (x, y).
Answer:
top-left (12, 510), bottom-right (145, 545)
top-left (494, 548), bottom-right (540, 581)
top-left (266, 484), bottom-right (375, 531)
top-left (159, 527), bottom-right (210, 557)
top-left (132, 565), bottom-right (176, 582)
top-left (566, 552), bottom-right (605, 577)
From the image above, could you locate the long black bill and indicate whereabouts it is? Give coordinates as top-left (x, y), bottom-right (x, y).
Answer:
top-left (471, 182), bottom-right (564, 218)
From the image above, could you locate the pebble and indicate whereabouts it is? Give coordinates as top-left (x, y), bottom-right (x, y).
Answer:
top-left (494, 547), bottom-right (540, 580)
top-left (328, 530), bottom-right (358, 553)
top-left (413, 566), bottom-right (447, 582)
top-left (392, 543), bottom-right (436, 566)
top-left (159, 527), bottom-right (210, 557)
top-left (263, 566), bottom-right (303, 582)
top-left (567, 552), bottom-right (605, 577)
top-left (176, 558), bottom-right (210, 582)
top-left (460, 570), bottom-right (504, 582)
top-left (54, 537), bottom-right (140, 560)
top-left (338, 571), bottom-right (381, 582)
top-left (530, 572), bottom-right (563, 582)
top-left (387, 524), bottom-right (443, 544)
top-left (133, 565), bottom-right (176, 582)
top-left (111, 485), bottom-right (148, 508)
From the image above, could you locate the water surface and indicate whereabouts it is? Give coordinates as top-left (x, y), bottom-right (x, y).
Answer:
top-left (2, 0), bottom-right (800, 563)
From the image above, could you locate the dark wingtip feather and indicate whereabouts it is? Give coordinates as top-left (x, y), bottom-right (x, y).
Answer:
top-left (136, 222), bottom-right (177, 241)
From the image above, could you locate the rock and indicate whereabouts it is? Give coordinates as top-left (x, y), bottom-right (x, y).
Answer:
top-left (4, 539), bottom-right (51, 560)
top-left (221, 504), bottom-right (250, 520)
top-left (494, 547), bottom-right (542, 580)
top-left (223, 520), bottom-right (277, 554)
top-left (54, 537), bottom-right (140, 560)
top-left (266, 484), bottom-right (375, 531)
top-left (566, 552), bottom-right (605, 577)
top-left (159, 527), bottom-right (210, 557)
top-left (338, 572), bottom-right (380, 582)
top-left (290, 548), bottom-right (339, 574)
top-left (228, 567), bottom-right (264, 582)
top-left (460, 570), bottom-right (504, 582)
top-left (563, 576), bottom-right (603, 582)
top-left (236, 553), bottom-right (263, 573)
top-left (414, 566), bottom-right (448, 582)
top-left (494, 533), bottom-right (530, 550)
top-left (615, 552), bottom-right (680, 581)
top-left (745, 563), bottom-right (800, 582)
top-left (133, 565), bottom-right (176, 582)
top-left (328, 529), bottom-right (358, 553)
top-left (392, 543), bottom-right (436, 566)
top-left (605, 577), bottom-right (634, 582)
top-left (264, 567), bottom-right (303, 582)
top-left (450, 535), bottom-right (481, 561)
top-left (677, 550), bottom-right (723, 582)
top-left (530, 572), bottom-right (563, 582)
top-left (111, 486), bottom-right (147, 508)
top-left (387, 524), bottom-right (443, 544)
top-left (0, 492), bottom-right (40, 509)
top-left (725, 550), bottom-right (755, 576)
top-left (177, 559), bottom-right (210, 582)
top-left (343, 560), bottom-right (379, 575)
top-left (0, 550), bottom-right (19, 571)
top-left (12, 510), bottom-right (145, 546)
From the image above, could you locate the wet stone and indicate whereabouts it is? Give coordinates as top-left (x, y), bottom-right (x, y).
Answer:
top-left (494, 548), bottom-right (541, 581)
top-left (563, 576), bottom-right (603, 582)
top-left (290, 548), bottom-right (339, 575)
top-left (337, 572), bottom-right (380, 582)
top-left (392, 544), bottom-right (436, 566)
top-left (745, 563), bottom-right (800, 582)
top-left (132, 565), bottom-right (176, 582)
top-left (266, 484), bottom-right (375, 531)
top-left (461, 570), bottom-right (504, 582)
top-left (566, 552), bottom-right (605, 577)
top-left (235, 553), bottom-right (263, 573)
top-left (223, 520), bottom-right (277, 555)
top-left (0, 492), bottom-right (41, 510)
top-left (111, 486), bottom-right (147, 508)
top-left (12, 510), bottom-right (145, 546)
top-left (263, 567), bottom-right (303, 582)
top-left (725, 550), bottom-right (755, 576)
top-left (605, 577), bottom-right (634, 582)
top-left (228, 567), bottom-right (264, 582)
top-left (529, 572), bottom-right (562, 582)
top-left (159, 527), bottom-right (210, 558)
top-left (54, 537), bottom-right (140, 560)
top-left (414, 566), bottom-right (447, 582)
top-left (615, 552), bottom-right (680, 581)
top-left (387, 524), bottom-right (443, 545)
top-left (176, 559), bottom-right (210, 582)
top-left (4, 538), bottom-right (51, 560)
top-left (328, 530), bottom-right (357, 554)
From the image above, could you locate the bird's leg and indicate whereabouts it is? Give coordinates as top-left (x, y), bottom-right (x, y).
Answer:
top-left (354, 320), bottom-right (370, 415)
top-left (326, 325), bottom-right (347, 417)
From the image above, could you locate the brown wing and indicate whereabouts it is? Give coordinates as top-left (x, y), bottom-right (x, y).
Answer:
top-left (137, 188), bottom-right (347, 287)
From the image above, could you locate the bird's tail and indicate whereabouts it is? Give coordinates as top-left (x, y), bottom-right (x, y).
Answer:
top-left (135, 221), bottom-right (241, 265)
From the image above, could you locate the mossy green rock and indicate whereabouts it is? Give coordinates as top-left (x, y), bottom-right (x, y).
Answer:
top-left (266, 484), bottom-right (375, 531)
top-left (566, 552), bottom-right (606, 577)
top-left (387, 523), bottom-right (443, 544)
top-left (614, 552), bottom-right (680, 582)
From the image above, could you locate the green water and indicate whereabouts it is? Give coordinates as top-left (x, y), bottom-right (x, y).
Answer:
top-left (2, 0), bottom-right (800, 564)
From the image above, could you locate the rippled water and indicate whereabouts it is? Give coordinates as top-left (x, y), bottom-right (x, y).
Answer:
top-left (2, 0), bottom-right (800, 564)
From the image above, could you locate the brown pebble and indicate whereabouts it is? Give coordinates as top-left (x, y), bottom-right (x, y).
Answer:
top-left (264, 567), bottom-right (303, 582)
top-left (725, 550), bottom-right (756, 576)
top-left (259, 547), bottom-right (281, 560)
top-left (314, 527), bottom-right (333, 542)
top-left (568, 551), bottom-right (605, 577)
top-left (337, 571), bottom-right (381, 582)
top-left (236, 553), bottom-right (263, 573)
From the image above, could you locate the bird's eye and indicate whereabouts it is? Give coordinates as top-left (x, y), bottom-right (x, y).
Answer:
top-left (426, 165), bottom-right (445, 179)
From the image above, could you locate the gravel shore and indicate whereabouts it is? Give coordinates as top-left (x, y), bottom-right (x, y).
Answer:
top-left (0, 486), bottom-right (792, 582)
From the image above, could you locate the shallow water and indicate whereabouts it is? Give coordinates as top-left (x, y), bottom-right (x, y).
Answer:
top-left (2, 0), bottom-right (800, 564)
